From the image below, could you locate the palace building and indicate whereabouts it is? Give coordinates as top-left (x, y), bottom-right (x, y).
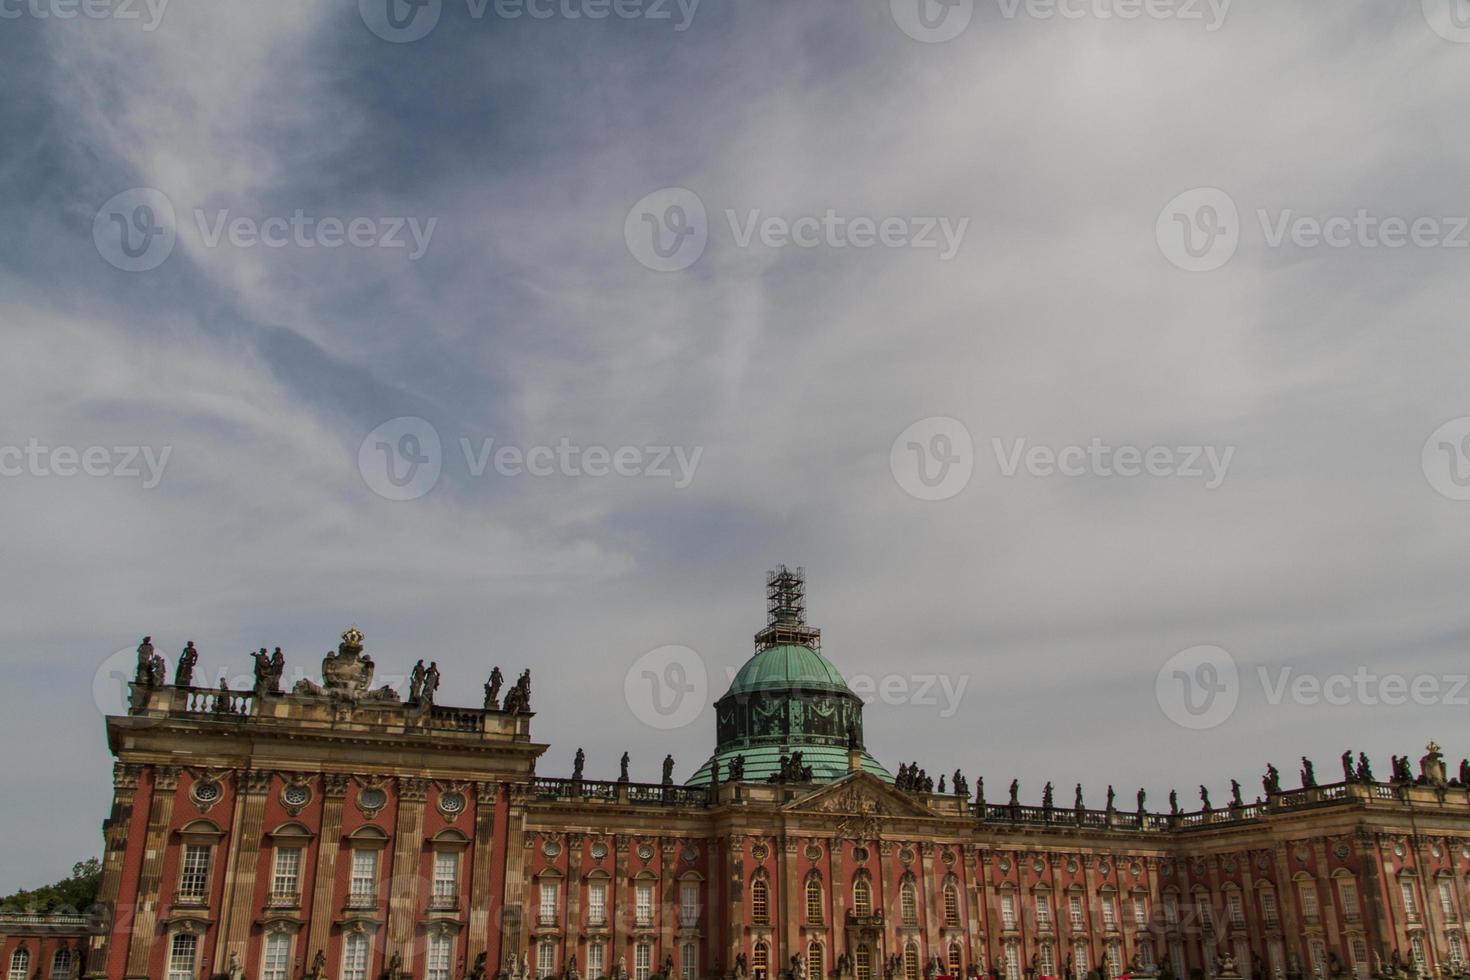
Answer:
top-left (6, 568), bottom-right (1470, 980)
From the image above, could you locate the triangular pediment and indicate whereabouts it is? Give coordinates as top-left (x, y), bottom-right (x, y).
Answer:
top-left (783, 771), bottom-right (934, 818)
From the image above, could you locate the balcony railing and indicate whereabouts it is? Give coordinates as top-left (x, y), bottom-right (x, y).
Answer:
top-left (346, 893), bottom-right (378, 911)
top-left (847, 910), bottom-right (884, 929)
top-left (266, 891), bottom-right (300, 909)
top-left (429, 894), bottom-right (460, 911)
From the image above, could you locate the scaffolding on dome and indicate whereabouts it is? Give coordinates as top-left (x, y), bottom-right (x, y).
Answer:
top-left (754, 564), bottom-right (822, 652)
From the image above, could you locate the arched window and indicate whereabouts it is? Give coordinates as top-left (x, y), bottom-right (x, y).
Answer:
top-left (260, 934), bottom-right (291, 980)
top-left (944, 883), bottom-right (960, 925)
top-left (752, 877), bottom-right (770, 924)
top-left (856, 946), bottom-right (872, 980)
top-left (1038, 944), bottom-right (1054, 978)
top-left (341, 933), bottom-right (370, 980)
top-left (809, 941), bottom-right (825, 980)
top-left (901, 880), bottom-right (919, 925)
top-left (807, 877), bottom-right (825, 925)
top-left (8, 949), bottom-right (30, 980)
top-left (853, 877), bottom-right (873, 916)
top-left (948, 943), bottom-right (963, 977)
top-left (754, 943), bottom-right (770, 980)
top-left (904, 943), bottom-right (921, 980)
top-left (50, 949), bottom-right (74, 980)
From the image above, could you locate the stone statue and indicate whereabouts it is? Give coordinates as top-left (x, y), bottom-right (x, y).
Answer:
top-left (1357, 752), bottom-right (1374, 783)
top-left (1137, 788), bottom-right (1147, 813)
top-left (251, 647), bottom-right (273, 694)
top-left (135, 636), bottom-right (157, 686)
top-left (1009, 779), bottom-right (1020, 807)
top-left (1342, 750), bottom-right (1356, 783)
top-left (1075, 784), bottom-right (1085, 809)
top-left (976, 775), bottom-right (984, 808)
top-left (662, 954), bottom-right (674, 979)
top-left (1169, 789), bottom-right (1179, 815)
top-left (1199, 785), bottom-right (1212, 811)
top-left (410, 659), bottom-right (426, 703)
top-left (938, 774), bottom-right (947, 794)
top-left (470, 952), bottom-right (489, 980)
top-left (174, 641), bottom-right (199, 688)
top-left (573, 748), bottom-right (586, 781)
top-left (1264, 764), bottom-right (1281, 796)
top-left (620, 752), bottom-right (631, 782)
top-left (1231, 779), bottom-right (1243, 807)
top-left (387, 951), bottom-right (403, 979)
top-left (307, 950), bottom-right (327, 979)
top-left (269, 647), bottom-right (285, 693)
top-left (663, 754), bottom-right (675, 786)
top-left (423, 661), bottom-right (441, 706)
top-left (954, 770), bottom-right (967, 798)
top-left (568, 953), bottom-right (580, 980)
top-left (1301, 756), bottom-right (1317, 788)
top-left (1042, 782), bottom-right (1054, 809)
top-left (791, 954), bottom-right (806, 980)
top-left (730, 754), bottom-right (745, 781)
top-left (737, 953), bottom-right (749, 978)
top-left (227, 951), bottom-right (244, 980)
top-left (1106, 785), bottom-right (1116, 811)
top-left (485, 666), bottom-right (504, 709)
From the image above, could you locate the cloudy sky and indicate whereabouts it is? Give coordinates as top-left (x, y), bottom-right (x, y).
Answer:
top-left (3, 0), bottom-right (1470, 891)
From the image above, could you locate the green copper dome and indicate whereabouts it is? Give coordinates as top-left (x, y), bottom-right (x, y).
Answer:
top-left (727, 643), bottom-right (852, 696)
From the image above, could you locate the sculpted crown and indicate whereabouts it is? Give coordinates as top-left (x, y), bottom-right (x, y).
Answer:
top-left (341, 625), bottom-right (365, 651)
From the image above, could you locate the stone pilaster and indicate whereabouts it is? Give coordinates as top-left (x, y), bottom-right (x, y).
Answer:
top-left (385, 777), bottom-right (430, 970)
top-left (566, 834), bottom-right (585, 971)
top-left (123, 765), bottom-right (181, 979)
top-left (612, 834), bottom-right (630, 974)
top-left (215, 769), bottom-right (274, 968)
top-left (783, 837), bottom-right (800, 966)
top-left (468, 782), bottom-right (499, 968)
top-left (727, 835), bottom-right (746, 977)
top-left (830, 839), bottom-right (845, 963)
top-left (879, 842), bottom-right (896, 965)
top-left (87, 763), bottom-right (142, 978)
top-left (303, 774), bottom-right (351, 970)
top-left (921, 843), bottom-right (939, 957)
top-left (963, 846), bottom-right (984, 974)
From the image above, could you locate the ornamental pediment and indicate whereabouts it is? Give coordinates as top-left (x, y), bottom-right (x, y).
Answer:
top-left (783, 772), bottom-right (934, 819)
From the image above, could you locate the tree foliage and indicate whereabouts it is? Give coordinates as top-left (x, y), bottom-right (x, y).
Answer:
top-left (0, 858), bottom-right (101, 914)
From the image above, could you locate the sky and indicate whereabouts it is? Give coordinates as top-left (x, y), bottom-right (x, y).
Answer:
top-left (2, 0), bottom-right (1470, 892)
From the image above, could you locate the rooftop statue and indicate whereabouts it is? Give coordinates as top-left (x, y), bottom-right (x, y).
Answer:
top-left (174, 641), bottom-right (198, 688)
top-left (292, 626), bottom-right (398, 702)
top-left (485, 666), bottom-right (504, 709)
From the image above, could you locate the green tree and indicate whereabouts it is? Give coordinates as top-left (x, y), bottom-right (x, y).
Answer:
top-left (0, 857), bottom-right (101, 914)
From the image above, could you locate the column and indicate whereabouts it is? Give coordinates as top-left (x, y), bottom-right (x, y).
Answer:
top-left (215, 769), bottom-right (274, 968)
top-left (303, 774), bottom-right (350, 970)
top-left (123, 765), bottom-right (182, 979)
top-left (87, 763), bottom-right (142, 979)
top-left (385, 777), bottom-right (430, 970)
top-left (504, 788), bottom-right (531, 965)
top-left (467, 781), bottom-right (499, 968)
top-left (830, 838), bottom-right (846, 965)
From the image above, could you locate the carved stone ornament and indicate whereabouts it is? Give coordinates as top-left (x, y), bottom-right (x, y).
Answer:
top-left (355, 776), bottom-right (390, 818)
top-left (189, 771), bottom-right (226, 813)
top-left (437, 782), bottom-right (471, 823)
top-left (291, 626), bottom-right (399, 704)
top-left (281, 779), bottom-right (313, 815)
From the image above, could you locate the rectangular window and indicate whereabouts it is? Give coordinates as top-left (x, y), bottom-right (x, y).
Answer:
top-left (1442, 880), bottom-right (1459, 920)
top-left (1449, 933), bottom-right (1466, 969)
top-left (945, 887), bottom-right (960, 926)
top-left (261, 933), bottom-right (291, 980)
top-left (1036, 895), bottom-right (1052, 927)
top-left (1074, 945), bottom-right (1089, 980)
top-left (1001, 893), bottom-right (1017, 930)
top-left (541, 881), bottom-right (560, 925)
top-left (427, 934), bottom-right (454, 980)
top-left (1351, 938), bottom-right (1370, 980)
top-left (341, 933), bottom-right (370, 980)
top-left (1004, 944), bottom-right (1020, 980)
top-left (167, 934), bottom-right (197, 980)
top-left (1300, 883), bottom-right (1320, 919)
top-left (588, 881), bottom-right (608, 925)
top-left (1411, 937), bottom-right (1427, 974)
top-left (178, 844), bottom-right (211, 901)
top-left (1197, 898), bottom-right (1212, 930)
top-left (681, 881), bottom-right (700, 928)
top-left (635, 943), bottom-right (652, 980)
top-left (1101, 898), bottom-right (1116, 929)
top-left (681, 943), bottom-right (697, 980)
top-left (588, 945), bottom-right (605, 980)
top-left (1135, 896), bottom-right (1149, 927)
top-left (1401, 880), bottom-right (1419, 921)
top-left (1071, 894), bottom-right (1086, 928)
top-left (1228, 893), bottom-right (1244, 927)
top-left (1163, 894), bottom-right (1178, 927)
top-left (349, 849), bottom-right (378, 903)
top-left (1105, 945), bottom-right (1121, 980)
top-left (1169, 944), bottom-right (1185, 980)
top-left (272, 847), bottom-right (302, 900)
top-left (539, 942), bottom-right (557, 978)
top-left (1040, 945), bottom-right (1055, 976)
top-left (636, 883), bottom-right (654, 927)
top-left (434, 852), bottom-right (459, 901)
top-left (856, 946), bottom-right (872, 980)
top-left (1261, 891), bottom-right (1280, 928)
top-left (49, 950), bottom-right (73, 980)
